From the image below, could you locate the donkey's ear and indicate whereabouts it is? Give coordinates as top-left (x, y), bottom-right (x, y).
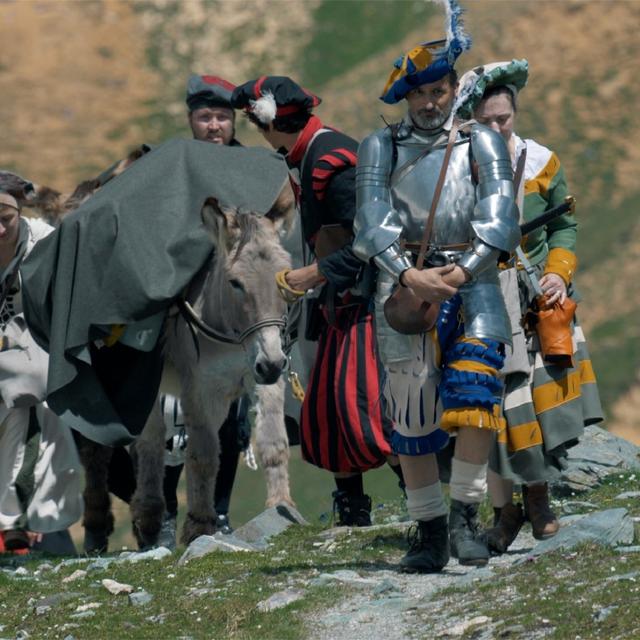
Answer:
top-left (265, 182), bottom-right (296, 234)
top-left (202, 197), bottom-right (237, 247)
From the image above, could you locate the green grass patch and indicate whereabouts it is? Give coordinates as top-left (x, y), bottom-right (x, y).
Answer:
top-left (576, 190), bottom-right (640, 273)
top-left (589, 310), bottom-right (640, 410)
top-left (301, 0), bottom-right (436, 88)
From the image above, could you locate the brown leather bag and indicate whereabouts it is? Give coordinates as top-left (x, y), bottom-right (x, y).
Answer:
top-left (531, 295), bottom-right (577, 369)
top-left (384, 286), bottom-right (441, 334)
top-left (383, 123), bottom-right (459, 335)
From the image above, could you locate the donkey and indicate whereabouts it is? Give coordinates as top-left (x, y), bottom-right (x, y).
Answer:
top-left (2, 164), bottom-right (296, 550)
top-left (129, 194), bottom-right (295, 547)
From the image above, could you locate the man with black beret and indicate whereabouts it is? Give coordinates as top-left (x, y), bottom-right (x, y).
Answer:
top-left (186, 74), bottom-right (241, 147)
top-left (232, 76), bottom-right (404, 526)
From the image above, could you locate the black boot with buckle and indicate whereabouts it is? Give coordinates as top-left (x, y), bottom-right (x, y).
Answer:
top-left (449, 499), bottom-right (489, 566)
top-left (332, 490), bottom-right (372, 527)
top-left (399, 515), bottom-right (450, 573)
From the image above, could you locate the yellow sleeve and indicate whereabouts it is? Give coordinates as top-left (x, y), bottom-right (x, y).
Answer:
top-left (544, 247), bottom-right (577, 285)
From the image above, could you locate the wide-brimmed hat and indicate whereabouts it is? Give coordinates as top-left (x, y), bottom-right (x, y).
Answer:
top-left (231, 76), bottom-right (321, 125)
top-left (380, 0), bottom-right (472, 104)
top-left (186, 74), bottom-right (236, 111)
top-left (0, 171), bottom-right (34, 207)
top-left (455, 59), bottom-right (529, 119)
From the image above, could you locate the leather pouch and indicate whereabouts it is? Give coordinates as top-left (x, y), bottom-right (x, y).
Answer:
top-left (528, 295), bottom-right (577, 368)
top-left (384, 286), bottom-right (440, 334)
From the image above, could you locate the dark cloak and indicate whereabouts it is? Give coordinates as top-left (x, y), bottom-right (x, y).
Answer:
top-left (20, 138), bottom-right (289, 445)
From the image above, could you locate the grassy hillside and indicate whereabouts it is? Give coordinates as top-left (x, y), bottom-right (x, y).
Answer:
top-left (5, 473), bottom-right (640, 639)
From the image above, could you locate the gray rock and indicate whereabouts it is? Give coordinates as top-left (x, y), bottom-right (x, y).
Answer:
top-left (256, 589), bottom-right (305, 612)
top-left (129, 590), bottom-right (154, 607)
top-left (561, 501), bottom-right (598, 514)
top-left (52, 558), bottom-right (91, 574)
top-left (615, 491), bottom-right (640, 500)
top-left (373, 579), bottom-right (401, 595)
top-left (317, 520), bottom-right (410, 540)
top-left (63, 635), bottom-right (76, 640)
top-left (146, 613), bottom-right (167, 624)
top-left (122, 547), bottom-right (172, 564)
top-left (312, 570), bottom-right (377, 588)
top-left (178, 534), bottom-right (257, 565)
top-left (528, 508), bottom-right (634, 557)
top-left (87, 558), bottom-right (113, 572)
top-left (35, 592), bottom-right (83, 610)
top-left (69, 610), bottom-right (96, 619)
top-left (36, 562), bottom-right (54, 573)
top-left (74, 603), bottom-right (101, 613)
top-left (498, 625), bottom-right (527, 637)
top-left (233, 503), bottom-right (308, 548)
top-left (557, 426), bottom-right (640, 494)
top-left (616, 545), bottom-right (640, 553)
top-left (605, 571), bottom-right (639, 582)
top-left (35, 605), bottom-right (51, 615)
top-left (440, 616), bottom-right (492, 637)
top-left (593, 605), bottom-right (618, 622)
top-left (366, 596), bottom-right (414, 611)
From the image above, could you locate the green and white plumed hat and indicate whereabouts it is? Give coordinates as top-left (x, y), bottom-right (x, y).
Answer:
top-left (454, 58), bottom-right (529, 119)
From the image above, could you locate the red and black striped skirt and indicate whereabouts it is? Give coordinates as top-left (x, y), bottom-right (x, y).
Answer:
top-left (300, 302), bottom-right (393, 472)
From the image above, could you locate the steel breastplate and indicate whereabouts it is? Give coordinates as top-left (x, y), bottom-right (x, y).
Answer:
top-left (390, 138), bottom-right (475, 247)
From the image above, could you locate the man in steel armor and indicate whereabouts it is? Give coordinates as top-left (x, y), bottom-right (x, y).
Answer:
top-left (353, 1), bottom-right (520, 570)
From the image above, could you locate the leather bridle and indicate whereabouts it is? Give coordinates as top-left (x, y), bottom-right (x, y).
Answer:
top-left (177, 297), bottom-right (287, 346)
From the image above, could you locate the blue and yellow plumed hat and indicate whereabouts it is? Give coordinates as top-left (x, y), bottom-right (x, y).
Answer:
top-left (380, 0), bottom-right (472, 105)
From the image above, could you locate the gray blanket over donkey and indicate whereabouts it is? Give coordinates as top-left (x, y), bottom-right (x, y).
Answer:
top-left (20, 138), bottom-right (289, 445)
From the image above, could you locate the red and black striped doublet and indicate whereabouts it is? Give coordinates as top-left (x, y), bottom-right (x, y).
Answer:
top-left (311, 148), bottom-right (357, 201)
top-left (288, 116), bottom-right (393, 472)
top-left (301, 301), bottom-right (393, 472)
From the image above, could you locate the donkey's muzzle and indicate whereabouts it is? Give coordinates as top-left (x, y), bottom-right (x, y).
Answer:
top-left (254, 357), bottom-right (287, 385)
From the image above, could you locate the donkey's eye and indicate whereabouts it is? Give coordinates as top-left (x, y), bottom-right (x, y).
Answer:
top-left (229, 278), bottom-right (245, 292)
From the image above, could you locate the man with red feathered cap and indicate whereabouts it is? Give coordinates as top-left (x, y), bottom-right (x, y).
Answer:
top-left (232, 76), bottom-right (405, 526)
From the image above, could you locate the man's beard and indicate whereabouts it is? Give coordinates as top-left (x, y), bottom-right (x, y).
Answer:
top-left (411, 107), bottom-right (449, 131)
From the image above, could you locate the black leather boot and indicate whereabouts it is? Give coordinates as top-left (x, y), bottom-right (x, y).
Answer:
top-left (399, 515), bottom-right (450, 573)
top-left (332, 490), bottom-right (372, 526)
top-left (449, 499), bottom-right (489, 566)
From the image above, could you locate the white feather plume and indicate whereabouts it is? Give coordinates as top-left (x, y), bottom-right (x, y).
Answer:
top-left (428, 0), bottom-right (472, 62)
top-left (249, 91), bottom-right (277, 124)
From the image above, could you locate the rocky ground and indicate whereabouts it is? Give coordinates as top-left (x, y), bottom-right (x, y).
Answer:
top-left (1, 426), bottom-right (639, 639)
